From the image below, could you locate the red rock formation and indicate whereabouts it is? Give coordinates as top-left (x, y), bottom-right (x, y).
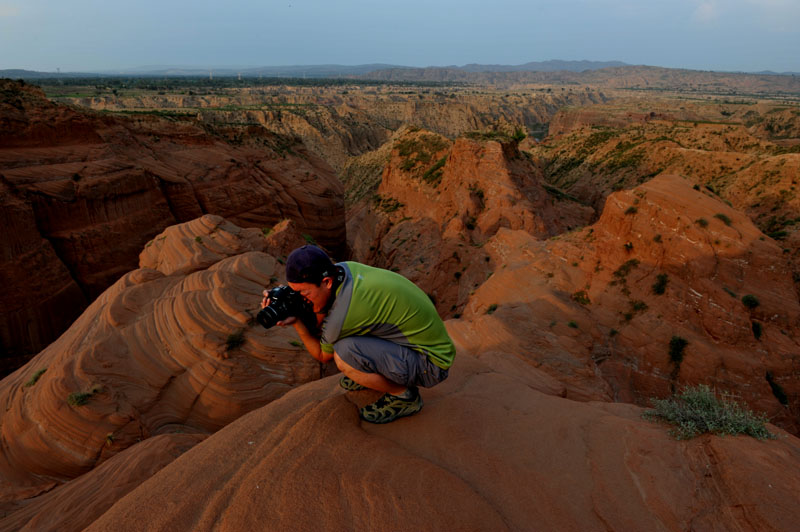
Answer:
top-left (0, 80), bottom-right (344, 366)
top-left (1, 183), bottom-right (799, 530)
top-left (0, 433), bottom-right (205, 531)
top-left (450, 175), bottom-right (799, 432)
top-left (347, 129), bottom-right (593, 316)
top-left (0, 215), bottom-right (326, 501)
top-left (82, 353), bottom-right (800, 531)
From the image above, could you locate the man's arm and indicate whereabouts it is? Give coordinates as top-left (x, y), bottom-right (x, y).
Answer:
top-left (261, 290), bottom-right (333, 363)
top-left (292, 320), bottom-right (334, 363)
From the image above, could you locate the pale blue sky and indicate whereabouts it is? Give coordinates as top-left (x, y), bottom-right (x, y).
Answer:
top-left (1, 0), bottom-right (799, 73)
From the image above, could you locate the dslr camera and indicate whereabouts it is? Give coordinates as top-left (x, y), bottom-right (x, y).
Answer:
top-left (256, 285), bottom-right (316, 331)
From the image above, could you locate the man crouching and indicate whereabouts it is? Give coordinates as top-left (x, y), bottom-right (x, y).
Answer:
top-left (261, 245), bottom-right (455, 424)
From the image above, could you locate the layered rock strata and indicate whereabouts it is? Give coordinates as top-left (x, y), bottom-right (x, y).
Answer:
top-left (0, 80), bottom-right (344, 366)
top-left (0, 215), bottom-right (326, 501)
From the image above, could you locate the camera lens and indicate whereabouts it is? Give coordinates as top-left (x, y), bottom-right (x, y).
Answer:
top-left (256, 305), bottom-right (282, 329)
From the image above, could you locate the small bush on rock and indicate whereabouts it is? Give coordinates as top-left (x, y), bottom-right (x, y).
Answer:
top-left (25, 368), bottom-right (46, 387)
top-left (652, 273), bottom-right (669, 295)
top-left (643, 384), bottom-right (775, 440)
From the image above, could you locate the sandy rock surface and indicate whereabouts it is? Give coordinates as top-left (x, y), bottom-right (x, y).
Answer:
top-left (0, 433), bottom-right (205, 531)
top-left (84, 353), bottom-right (800, 532)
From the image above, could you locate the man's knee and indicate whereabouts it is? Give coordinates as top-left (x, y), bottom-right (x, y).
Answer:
top-left (333, 352), bottom-right (351, 373)
top-left (332, 337), bottom-right (366, 372)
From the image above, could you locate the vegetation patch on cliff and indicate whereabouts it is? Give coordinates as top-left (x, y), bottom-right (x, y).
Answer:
top-left (644, 384), bottom-right (775, 440)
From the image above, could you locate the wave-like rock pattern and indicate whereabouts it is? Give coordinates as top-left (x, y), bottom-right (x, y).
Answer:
top-left (0, 215), bottom-right (322, 500)
top-left (0, 80), bottom-right (344, 364)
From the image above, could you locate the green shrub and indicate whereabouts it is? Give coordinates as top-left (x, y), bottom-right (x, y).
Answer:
top-left (25, 368), bottom-right (46, 387)
top-left (567, 321), bottom-right (578, 329)
top-left (625, 206), bottom-right (638, 215)
top-left (195, 236), bottom-right (202, 243)
top-left (572, 290), bottom-right (591, 305)
top-left (373, 194), bottom-right (404, 213)
top-left (652, 273), bottom-right (669, 295)
top-left (752, 321), bottom-right (762, 340)
top-left (68, 392), bottom-right (92, 407)
top-left (613, 259), bottom-right (640, 280)
top-left (486, 303), bottom-right (498, 315)
top-left (302, 233), bottom-right (316, 245)
top-left (643, 384), bottom-right (775, 440)
top-left (765, 372), bottom-right (789, 405)
top-left (467, 183), bottom-right (485, 204)
top-left (669, 336), bottom-right (688, 365)
top-left (695, 218), bottom-right (709, 228)
top-left (742, 294), bottom-right (760, 309)
top-left (67, 385), bottom-right (102, 407)
top-left (421, 156), bottom-right (447, 185)
top-left (714, 213), bottom-right (732, 226)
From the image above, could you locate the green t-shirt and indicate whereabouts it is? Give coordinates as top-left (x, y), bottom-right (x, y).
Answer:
top-left (320, 262), bottom-right (455, 370)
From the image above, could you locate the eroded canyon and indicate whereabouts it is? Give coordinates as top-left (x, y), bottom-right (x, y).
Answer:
top-left (1, 70), bottom-right (800, 530)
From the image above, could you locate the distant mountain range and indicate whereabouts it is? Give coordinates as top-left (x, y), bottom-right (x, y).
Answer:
top-left (2, 61), bottom-right (797, 80)
top-left (1, 61), bottom-right (630, 79)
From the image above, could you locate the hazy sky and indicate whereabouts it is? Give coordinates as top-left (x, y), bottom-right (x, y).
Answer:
top-left (1, 0), bottom-right (799, 73)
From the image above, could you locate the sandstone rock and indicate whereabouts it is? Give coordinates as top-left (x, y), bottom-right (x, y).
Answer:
top-left (0, 216), bottom-right (323, 501)
top-left (347, 129), bottom-right (594, 316)
top-left (0, 80), bottom-right (345, 367)
top-left (0, 433), bottom-right (205, 531)
top-left (84, 353), bottom-right (800, 531)
top-left (451, 175), bottom-right (800, 432)
top-left (61, 86), bottom-right (607, 173)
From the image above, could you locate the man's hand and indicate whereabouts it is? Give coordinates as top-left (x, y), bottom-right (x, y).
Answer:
top-left (260, 290), bottom-right (297, 327)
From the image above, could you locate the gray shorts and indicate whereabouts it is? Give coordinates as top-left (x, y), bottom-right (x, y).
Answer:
top-left (333, 336), bottom-right (449, 388)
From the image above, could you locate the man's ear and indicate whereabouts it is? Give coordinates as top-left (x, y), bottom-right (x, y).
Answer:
top-left (323, 276), bottom-right (333, 289)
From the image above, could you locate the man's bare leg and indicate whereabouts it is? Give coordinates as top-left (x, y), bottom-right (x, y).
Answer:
top-left (333, 352), bottom-right (406, 395)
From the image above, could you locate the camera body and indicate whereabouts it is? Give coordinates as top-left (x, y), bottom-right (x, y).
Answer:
top-left (256, 285), bottom-right (316, 331)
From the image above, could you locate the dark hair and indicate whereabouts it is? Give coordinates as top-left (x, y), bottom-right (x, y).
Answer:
top-left (285, 245), bottom-right (335, 285)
